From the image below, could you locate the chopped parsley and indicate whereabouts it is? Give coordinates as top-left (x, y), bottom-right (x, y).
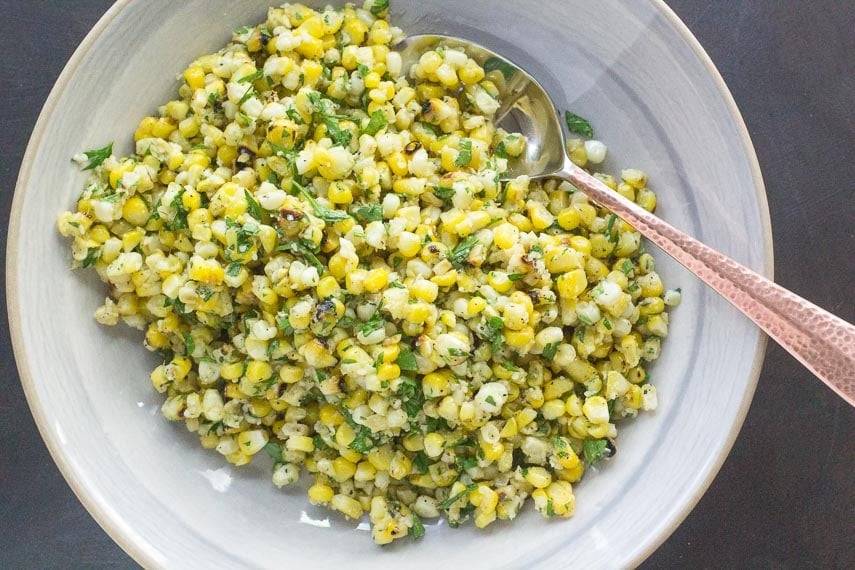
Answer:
top-left (277, 240), bottom-right (323, 273)
top-left (293, 180), bottom-right (351, 223)
top-left (432, 185), bottom-right (456, 202)
top-left (226, 262), bottom-right (242, 277)
top-left (263, 442), bottom-right (284, 464)
top-left (397, 376), bottom-right (424, 421)
top-left (413, 451), bottom-right (429, 474)
top-left (409, 513), bottom-right (426, 539)
top-left (81, 247), bottom-right (100, 268)
top-left (454, 139), bottom-right (473, 167)
top-left (182, 332), bottom-right (195, 356)
top-left (369, 0), bottom-right (389, 17)
top-left (542, 342), bottom-right (559, 360)
top-left (447, 235), bottom-right (479, 268)
top-left (583, 438), bottom-right (608, 465)
top-left (244, 189), bottom-right (263, 220)
top-left (484, 395), bottom-right (497, 406)
top-left (439, 483), bottom-right (478, 510)
top-left (363, 110), bottom-right (388, 136)
top-left (81, 142), bottom-right (113, 170)
top-left (564, 110), bottom-right (594, 138)
top-left (483, 57), bottom-right (516, 81)
top-left (396, 347), bottom-right (418, 372)
top-left (237, 69), bottom-right (264, 83)
top-left (353, 203), bottom-right (383, 223)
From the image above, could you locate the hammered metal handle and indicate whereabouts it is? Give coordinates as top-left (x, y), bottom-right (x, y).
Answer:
top-left (561, 161), bottom-right (855, 405)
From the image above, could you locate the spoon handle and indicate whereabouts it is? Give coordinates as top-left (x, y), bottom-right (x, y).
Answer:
top-left (561, 161), bottom-right (855, 405)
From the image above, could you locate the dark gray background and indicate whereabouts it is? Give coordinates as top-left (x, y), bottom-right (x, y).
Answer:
top-left (1, 1), bottom-right (853, 568)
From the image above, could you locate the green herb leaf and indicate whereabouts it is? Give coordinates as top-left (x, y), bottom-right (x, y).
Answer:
top-left (277, 241), bottom-right (324, 273)
top-left (293, 180), bottom-right (351, 223)
top-left (546, 499), bottom-right (555, 516)
top-left (244, 189), bottom-right (263, 220)
top-left (583, 438), bottom-right (608, 465)
top-left (485, 395), bottom-right (496, 406)
top-left (564, 110), bottom-right (594, 138)
top-left (181, 331), bottom-right (196, 356)
top-left (226, 262), bottom-right (242, 277)
top-left (266, 339), bottom-right (280, 361)
top-left (363, 110), bottom-right (388, 136)
top-left (356, 63), bottom-right (370, 78)
top-left (353, 203), bottom-right (383, 223)
top-left (448, 235), bottom-right (479, 268)
top-left (409, 513), bottom-right (426, 539)
top-left (81, 142), bottom-right (113, 171)
top-left (605, 214), bottom-right (619, 243)
top-left (483, 57), bottom-right (516, 81)
top-left (432, 185), bottom-right (456, 201)
top-left (454, 139), bottom-right (472, 167)
top-left (238, 69), bottom-right (264, 84)
top-left (413, 451), bottom-right (429, 474)
top-left (542, 342), bottom-right (559, 360)
top-left (81, 247), bottom-right (101, 268)
top-left (455, 455), bottom-right (478, 471)
top-left (494, 140), bottom-right (508, 159)
top-left (397, 376), bottom-right (424, 420)
top-left (396, 347), bottom-right (419, 372)
top-left (369, 0), bottom-right (389, 16)
top-left (507, 273), bottom-right (524, 282)
top-left (439, 483), bottom-right (478, 510)
top-left (264, 442), bottom-right (284, 463)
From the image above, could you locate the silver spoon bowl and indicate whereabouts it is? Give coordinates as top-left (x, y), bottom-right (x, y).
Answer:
top-left (397, 34), bottom-right (855, 404)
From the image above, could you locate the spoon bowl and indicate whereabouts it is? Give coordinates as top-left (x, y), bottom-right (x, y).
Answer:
top-left (397, 34), bottom-right (855, 403)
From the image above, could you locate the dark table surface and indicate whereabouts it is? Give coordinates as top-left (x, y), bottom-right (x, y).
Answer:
top-left (1, 1), bottom-right (853, 568)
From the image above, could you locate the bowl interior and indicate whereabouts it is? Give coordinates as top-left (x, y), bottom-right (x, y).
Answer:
top-left (10, 1), bottom-right (769, 568)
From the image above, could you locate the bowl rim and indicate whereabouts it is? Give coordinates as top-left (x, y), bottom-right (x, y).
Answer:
top-left (7, 0), bottom-right (772, 567)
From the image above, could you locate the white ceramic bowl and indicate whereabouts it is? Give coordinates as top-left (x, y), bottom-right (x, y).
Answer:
top-left (9, 1), bottom-right (771, 568)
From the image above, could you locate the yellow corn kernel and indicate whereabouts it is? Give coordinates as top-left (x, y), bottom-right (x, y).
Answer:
top-left (430, 270), bottom-right (458, 288)
top-left (466, 297), bottom-right (487, 316)
top-left (493, 223), bottom-right (519, 250)
top-left (236, 429), bottom-right (269, 455)
top-left (389, 452), bottom-right (412, 480)
top-left (184, 66), bottom-right (206, 90)
top-left (122, 196), bottom-right (150, 226)
top-left (363, 268), bottom-right (389, 293)
top-left (423, 432), bottom-right (445, 458)
top-left (480, 440), bottom-right (504, 462)
top-left (410, 279), bottom-right (438, 303)
top-left (487, 271), bottom-right (513, 293)
top-left (556, 207), bottom-right (581, 230)
top-left (406, 302), bottom-right (431, 324)
top-left (505, 327), bottom-right (534, 349)
top-left (331, 494), bottom-right (364, 519)
top-left (556, 269), bottom-right (587, 300)
top-left (331, 457), bottom-right (357, 481)
top-left (245, 360), bottom-right (272, 383)
top-left (377, 363), bottom-right (400, 382)
top-left (422, 371), bottom-right (451, 398)
top-left (134, 116), bottom-right (157, 141)
top-left (308, 483), bottom-right (335, 505)
top-left (524, 466), bottom-right (553, 489)
top-left (279, 364), bottom-right (304, 384)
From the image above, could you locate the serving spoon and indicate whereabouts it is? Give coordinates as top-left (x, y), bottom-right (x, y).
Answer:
top-left (397, 35), bottom-right (855, 405)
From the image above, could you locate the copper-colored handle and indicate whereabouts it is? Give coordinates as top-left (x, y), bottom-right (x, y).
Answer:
top-left (561, 160), bottom-right (855, 405)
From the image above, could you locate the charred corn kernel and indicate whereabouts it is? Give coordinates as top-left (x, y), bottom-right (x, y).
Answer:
top-left (308, 483), bottom-right (335, 505)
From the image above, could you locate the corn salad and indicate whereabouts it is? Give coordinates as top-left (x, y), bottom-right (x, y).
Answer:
top-left (57, 1), bottom-right (679, 544)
